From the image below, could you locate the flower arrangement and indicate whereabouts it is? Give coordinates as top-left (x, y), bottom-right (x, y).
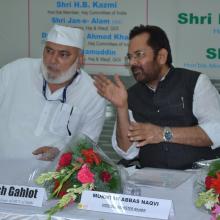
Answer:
top-left (195, 159), bottom-right (220, 220)
top-left (35, 137), bottom-right (121, 219)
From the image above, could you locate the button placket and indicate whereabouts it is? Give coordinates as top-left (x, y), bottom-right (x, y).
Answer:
top-left (34, 103), bottom-right (53, 136)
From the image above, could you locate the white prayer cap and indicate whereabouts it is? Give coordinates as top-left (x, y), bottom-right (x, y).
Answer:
top-left (46, 25), bottom-right (84, 49)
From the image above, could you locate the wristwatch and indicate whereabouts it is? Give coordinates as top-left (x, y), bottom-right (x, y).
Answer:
top-left (163, 127), bottom-right (173, 142)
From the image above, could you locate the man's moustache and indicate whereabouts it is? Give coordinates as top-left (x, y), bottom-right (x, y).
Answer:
top-left (131, 65), bottom-right (142, 72)
top-left (47, 64), bottom-right (59, 71)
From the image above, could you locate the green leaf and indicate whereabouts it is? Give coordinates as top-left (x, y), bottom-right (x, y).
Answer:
top-left (35, 172), bottom-right (58, 185)
top-left (208, 159), bottom-right (220, 176)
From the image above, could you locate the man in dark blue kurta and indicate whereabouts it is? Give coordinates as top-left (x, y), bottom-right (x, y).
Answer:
top-left (94, 25), bottom-right (220, 169)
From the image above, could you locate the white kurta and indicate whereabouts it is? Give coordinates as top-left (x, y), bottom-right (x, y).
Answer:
top-left (0, 58), bottom-right (106, 160)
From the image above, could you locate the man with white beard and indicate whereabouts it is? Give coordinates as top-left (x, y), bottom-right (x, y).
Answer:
top-left (0, 25), bottom-right (106, 162)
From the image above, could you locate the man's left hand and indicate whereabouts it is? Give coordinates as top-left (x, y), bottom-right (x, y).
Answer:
top-left (128, 122), bottom-right (163, 147)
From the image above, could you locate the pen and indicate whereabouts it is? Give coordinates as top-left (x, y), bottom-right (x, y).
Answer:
top-left (181, 96), bottom-right (184, 109)
top-left (67, 107), bottom-right (74, 136)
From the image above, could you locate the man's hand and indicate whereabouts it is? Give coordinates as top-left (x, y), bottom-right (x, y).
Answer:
top-left (32, 146), bottom-right (60, 161)
top-left (128, 122), bottom-right (163, 147)
top-left (93, 74), bottom-right (128, 108)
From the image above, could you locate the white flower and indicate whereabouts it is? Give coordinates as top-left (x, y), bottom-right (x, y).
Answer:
top-left (205, 200), bottom-right (216, 210)
top-left (195, 188), bottom-right (219, 209)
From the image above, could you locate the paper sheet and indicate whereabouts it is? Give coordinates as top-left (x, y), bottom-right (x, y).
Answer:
top-left (128, 168), bottom-right (193, 188)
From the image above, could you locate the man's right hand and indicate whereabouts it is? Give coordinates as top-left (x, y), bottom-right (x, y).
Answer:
top-left (94, 73), bottom-right (132, 152)
top-left (93, 74), bottom-right (128, 108)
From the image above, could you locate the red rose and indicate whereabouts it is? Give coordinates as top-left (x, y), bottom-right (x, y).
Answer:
top-left (81, 148), bottom-right (101, 165)
top-left (58, 152), bottom-right (72, 167)
top-left (210, 172), bottom-right (220, 194)
top-left (205, 176), bottom-right (215, 189)
top-left (100, 171), bottom-right (112, 183)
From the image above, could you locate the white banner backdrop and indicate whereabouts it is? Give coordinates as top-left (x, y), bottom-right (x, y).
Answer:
top-left (0, 0), bottom-right (220, 79)
top-left (29, 0), bottom-right (147, 76)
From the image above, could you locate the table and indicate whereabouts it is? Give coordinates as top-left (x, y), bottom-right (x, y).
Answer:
top-left (0, 159), bottom-right (209, 220)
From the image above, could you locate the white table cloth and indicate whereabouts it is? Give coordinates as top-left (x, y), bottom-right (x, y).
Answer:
top-left (0, 159), bottom-right (209, 220)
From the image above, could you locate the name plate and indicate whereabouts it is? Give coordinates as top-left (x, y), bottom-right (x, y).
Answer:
top-left (0, 184), bottom-right (46, 207)
top-left (79, 190), bottom-right (173, 219)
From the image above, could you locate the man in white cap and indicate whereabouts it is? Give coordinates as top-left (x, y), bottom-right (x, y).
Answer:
top-left (0, 25), bottom-right (106, 162)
